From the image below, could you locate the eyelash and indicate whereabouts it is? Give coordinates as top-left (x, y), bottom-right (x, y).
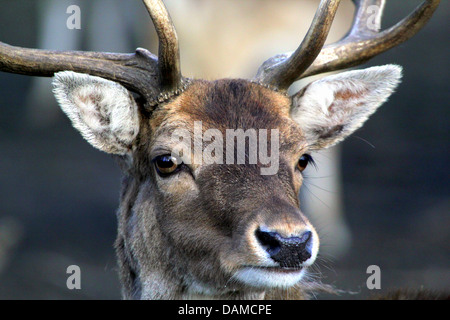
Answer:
top-left (297, 154), bottom-right (315, 172)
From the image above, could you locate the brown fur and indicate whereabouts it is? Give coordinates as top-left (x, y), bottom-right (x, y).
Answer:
top-left (114, 79), bottom-right (318, 299)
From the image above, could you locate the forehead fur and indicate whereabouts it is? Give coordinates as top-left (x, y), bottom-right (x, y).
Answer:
top-left (150, 79), bottom-right (304, 151)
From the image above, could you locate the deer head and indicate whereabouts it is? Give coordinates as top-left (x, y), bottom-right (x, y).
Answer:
top-left (0, 0), bottom-right (440, 299)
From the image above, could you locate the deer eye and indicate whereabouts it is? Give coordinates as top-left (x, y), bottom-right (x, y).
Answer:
top-left (153, 155), bottom-right (181, 176)
top-left (297, 154), bottom-right (314, 172)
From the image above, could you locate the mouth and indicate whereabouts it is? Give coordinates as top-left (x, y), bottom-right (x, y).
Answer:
top-left (252, 266), bottom-right (303, 273)
top-left (232, 265), bottom-right (306, 288)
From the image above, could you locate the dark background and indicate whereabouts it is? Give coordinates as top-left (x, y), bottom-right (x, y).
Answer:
top-left (0, 0), bottom-right (448, 299)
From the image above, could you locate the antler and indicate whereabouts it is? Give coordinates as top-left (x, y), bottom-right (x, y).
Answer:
top-left (255, 0), bottom-right (441, 91)
top-left (0, 0), bottom-right (183, 108)
top-left (142, 0), bottom-right (183, 94)
top-left (0, 0), bottom-right (441, 99)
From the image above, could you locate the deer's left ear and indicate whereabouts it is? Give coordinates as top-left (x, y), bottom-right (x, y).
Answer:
top-left (53, 71), bottom-right (140, 155)
top-left (290, 65), bottom-right (402, 150)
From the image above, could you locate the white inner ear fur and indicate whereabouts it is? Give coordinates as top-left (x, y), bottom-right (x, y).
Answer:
top-left (291, 64), bottom-right (403, 149)
top-left (53, 71), bottom-right (139, 155)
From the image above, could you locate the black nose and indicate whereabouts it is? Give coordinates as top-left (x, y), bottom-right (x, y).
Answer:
top-left (255, 229), bottom-right (313, 268)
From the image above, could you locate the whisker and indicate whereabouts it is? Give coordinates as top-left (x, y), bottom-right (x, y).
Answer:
top-left (353, 135), bottom-right (376, 149)
top-left (301, 183), bottom-right (332, 210)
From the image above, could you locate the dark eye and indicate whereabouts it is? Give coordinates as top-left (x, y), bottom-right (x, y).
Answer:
top-left (297, 154), bottom-right (314, 172)
top-left (153, 155), bottom-right (181, 176)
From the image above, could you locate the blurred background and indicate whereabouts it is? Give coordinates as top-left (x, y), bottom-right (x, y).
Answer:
top-left (0, 0), bottom-right (448, 299)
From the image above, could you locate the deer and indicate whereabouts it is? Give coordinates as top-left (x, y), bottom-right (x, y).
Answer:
top-left (0, 0), bottom-right (440, 299)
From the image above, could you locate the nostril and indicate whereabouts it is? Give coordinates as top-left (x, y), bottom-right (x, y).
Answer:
top-left (300, 231), bottom-right (312, 249)
top-left (255, 229), bottom-right (282, 257)
top-left (255, 228), bottom-right (314, 268)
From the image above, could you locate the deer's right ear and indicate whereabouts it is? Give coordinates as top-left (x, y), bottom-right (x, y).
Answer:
top-left (53, 71), bottom-right (140, 155)
top-left (290, 65), bottom-right (402, 150)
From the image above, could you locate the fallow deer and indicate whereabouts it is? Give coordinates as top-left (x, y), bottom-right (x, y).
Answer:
top-left (0, 0), bottom-right (440, 299)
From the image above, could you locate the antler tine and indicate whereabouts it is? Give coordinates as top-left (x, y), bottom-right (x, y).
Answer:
top-left (300, 0), bottom-right (441, 79)
top-left (256, 0), bottom-right (341, 91)
top-left (255, 0), bottom-right (441, 88)
top-left (142, 0), bottom-right (183, 93)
